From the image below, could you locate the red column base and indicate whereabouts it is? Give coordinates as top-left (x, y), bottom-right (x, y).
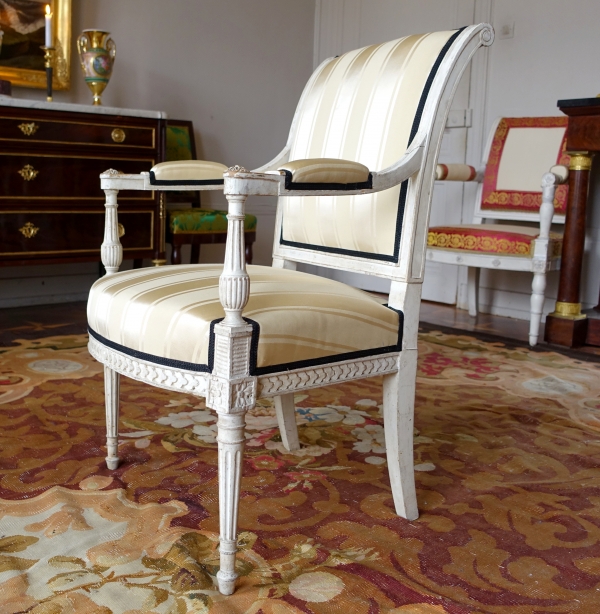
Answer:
top-left (544, 314), bottom-right (588, 348)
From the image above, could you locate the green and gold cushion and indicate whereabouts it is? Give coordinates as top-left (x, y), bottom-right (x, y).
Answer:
top-left (169, 209), bottom-right (257, 235)
top-left (87, 265), bottom-right (402, 375)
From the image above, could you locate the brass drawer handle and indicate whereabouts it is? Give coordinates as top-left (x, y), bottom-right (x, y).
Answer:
top-left (18, 122), bottom-right (39, 136)
top-left (111, 128), bottom-right (126, 143)
top-left (19, 222), bottom-right (39, 239)
top-left (18, 164), bottom-right (39, 181)
top-left (118, 223), bottom-right (125, 237)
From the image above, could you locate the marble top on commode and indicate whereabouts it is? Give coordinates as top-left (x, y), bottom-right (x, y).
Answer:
top-left (0, 95), bottom-right (167, 119)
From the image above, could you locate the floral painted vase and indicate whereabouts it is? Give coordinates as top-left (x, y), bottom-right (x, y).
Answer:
top-left (77, 30), bottom-right (116, 106)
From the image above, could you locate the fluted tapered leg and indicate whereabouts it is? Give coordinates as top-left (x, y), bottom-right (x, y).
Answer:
top-left (216, 412), bottom-right (246, 595)
top-left (104, 366), bottom-right (120, 470)
top-left (529, 270), bottom-right (547, 346)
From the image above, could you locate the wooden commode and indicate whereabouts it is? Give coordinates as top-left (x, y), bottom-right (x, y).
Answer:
top-left (0, 98), bottom-right (166, 267)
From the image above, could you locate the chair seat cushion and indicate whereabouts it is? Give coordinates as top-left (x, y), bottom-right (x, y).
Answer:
top-left (169, 209), bottom-right (257, 235)
top-left (87, 265), bottom-right (402, 375)
top-left (149, 160), bottom-right (228, 185)
top-left (427, 224), bottom-right (562, 257)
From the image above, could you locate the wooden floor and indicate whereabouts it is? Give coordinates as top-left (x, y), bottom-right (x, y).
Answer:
top-left (2, 299), bottom-right (599, 357)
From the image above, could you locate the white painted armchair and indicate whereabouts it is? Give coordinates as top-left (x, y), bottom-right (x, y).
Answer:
top-left (427, 117), bottom-right (570, 346)
top-left (87, 24), bottom-right (493, 595)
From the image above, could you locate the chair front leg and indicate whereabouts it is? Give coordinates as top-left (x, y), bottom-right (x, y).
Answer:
top-left (382, 349), bottom-right (418, 520)
top-left (530, 266), bottom-right (547, 346)
top-left (104, 366), bottom-right (120, 470)
top-left (216, 412), bottom-right (246, 594)
top-left (207, 181), bottom-right (257, 595)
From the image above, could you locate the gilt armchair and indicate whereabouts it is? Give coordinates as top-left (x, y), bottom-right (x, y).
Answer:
top-left (427, 117), bottom-right (570, 346)
top-left (87, 24), bottom-right (493, 595)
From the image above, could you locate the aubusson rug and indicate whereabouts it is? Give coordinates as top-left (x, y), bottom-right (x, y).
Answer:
top-left (1, 329), bottom-right (600, 614)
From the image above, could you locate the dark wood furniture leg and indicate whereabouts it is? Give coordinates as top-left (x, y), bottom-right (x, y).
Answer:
top-left (133, 258), bottom-right (143, 269)
top-left (544, 153), bottom-right (592, 347)
top-left (191, 243), bottom-right (201, 264)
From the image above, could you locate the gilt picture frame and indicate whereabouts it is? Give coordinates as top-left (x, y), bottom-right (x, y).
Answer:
top-left (0, 0), bottom-right (71, 90)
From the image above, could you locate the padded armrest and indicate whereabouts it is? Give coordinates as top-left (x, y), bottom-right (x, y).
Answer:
top-left (279, 158), bottom-right (371, 189)
top-left (435, 163), bottom-right (477, 181)
top-left (149, 160), bottom-right (229, 186)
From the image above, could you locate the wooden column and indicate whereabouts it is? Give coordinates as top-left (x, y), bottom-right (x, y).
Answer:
top-left (544, 153), bottom-right (591, 347)
top-left (544, 97), bottom-right (600, 348)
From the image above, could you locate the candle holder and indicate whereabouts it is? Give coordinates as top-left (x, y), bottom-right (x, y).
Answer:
top-left (41, 46), bottom-right (55, 102)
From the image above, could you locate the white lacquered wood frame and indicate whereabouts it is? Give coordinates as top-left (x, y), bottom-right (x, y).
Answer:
top-left (92, 24), bottom-right (494, 596)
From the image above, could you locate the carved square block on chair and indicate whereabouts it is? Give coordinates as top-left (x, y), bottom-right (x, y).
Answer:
top-left (87, 25), bottom-right (494, 596)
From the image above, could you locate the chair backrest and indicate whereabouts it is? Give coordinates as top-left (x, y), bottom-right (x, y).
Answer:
top-left (166, 119), bottom-right (197, 161)
top-left (272, 25), bottom-right (491, 282)
top-left (475, 117), bottom-right (569, 223)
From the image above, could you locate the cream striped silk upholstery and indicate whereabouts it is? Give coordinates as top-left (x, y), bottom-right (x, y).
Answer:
top-left (87, 265), bottom-right (401, 374)
top-left (280, 29), bottom-right (461, 260)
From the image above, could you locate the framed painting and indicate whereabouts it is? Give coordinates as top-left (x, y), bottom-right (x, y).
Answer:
top-left (0, 0), bottom-right (71, 89)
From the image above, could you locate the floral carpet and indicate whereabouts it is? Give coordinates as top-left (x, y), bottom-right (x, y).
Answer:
top-left (1, 329), bottom-right (600, 613)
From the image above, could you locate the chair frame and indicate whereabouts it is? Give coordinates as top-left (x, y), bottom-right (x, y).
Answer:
top-left (426, 117), bottom-right (568, 345)
top-left (89, 24), bottom-right (493, 595)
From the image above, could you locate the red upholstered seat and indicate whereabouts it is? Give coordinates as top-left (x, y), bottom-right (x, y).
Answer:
top-left (427, 224), bottom-right (562, 258)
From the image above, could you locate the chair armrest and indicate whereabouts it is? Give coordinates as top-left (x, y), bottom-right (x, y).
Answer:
top-left (435, 163), bottom-right (479, 181)
top-left (538, 166), bottom-right (569, 240)
top-left (548, 164), bottom-right (569, 185)
top-left (278, 158), bottom-right (371, 189)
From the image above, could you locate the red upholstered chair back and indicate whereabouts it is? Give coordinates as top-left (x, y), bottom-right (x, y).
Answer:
top-left (477, 117), bottom-right (569, 221)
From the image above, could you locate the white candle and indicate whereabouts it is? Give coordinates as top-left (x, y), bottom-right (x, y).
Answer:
top-left (44, 5), bottom-right (52, 48)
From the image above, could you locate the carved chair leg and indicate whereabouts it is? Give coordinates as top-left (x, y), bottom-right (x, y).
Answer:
top-left (467, 267), bottom-right (480, 317)
top-left (382, 350), bottom-right (418, 521)
top-left (274, 394), bottom-right (300, 451)
top-left (104, 366), bottom-right (120, 470)
top-left (216, 412), bottom-right (246, 595)
top-left (191, 243), bottom-right (201, 264)
top-left (529, 270), bottom-right (547, 346)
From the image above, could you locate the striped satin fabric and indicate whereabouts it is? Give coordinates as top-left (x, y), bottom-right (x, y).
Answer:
top-left (280, 30), bottom-right (459, 259)
top-left (87, 265), bottom-right (401, 374)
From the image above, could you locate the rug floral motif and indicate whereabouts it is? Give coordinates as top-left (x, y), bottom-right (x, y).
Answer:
top-left (1, 331), bottom-right (600, 613)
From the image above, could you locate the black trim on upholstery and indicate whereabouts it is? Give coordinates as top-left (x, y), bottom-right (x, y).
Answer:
top-left (282, 170), bottom-right (373, 192)
top-left (149, 170), bottom-right (224, 187)
top-left (279, 27), bottom-right (466, 264)
top-left (88, 305), bottom-right (404, 378)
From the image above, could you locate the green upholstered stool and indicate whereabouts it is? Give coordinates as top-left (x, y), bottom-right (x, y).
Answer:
top-left (168, 208), bottom-right (257, 264)
top-left (162, 120), bottom-right (258, 265)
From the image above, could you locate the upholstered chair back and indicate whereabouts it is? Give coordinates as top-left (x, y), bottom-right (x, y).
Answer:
top-left (476, 117), bottom-right (569, 221)
top-left (275, 30), bottom-right (467, 274)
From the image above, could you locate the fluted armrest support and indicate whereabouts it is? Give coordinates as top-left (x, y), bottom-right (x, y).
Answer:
top-left (435, 163), bottom-right (479, 181)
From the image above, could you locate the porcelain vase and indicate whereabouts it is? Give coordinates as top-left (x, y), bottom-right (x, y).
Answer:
top-left (77, 30), bottom-right (116, 106)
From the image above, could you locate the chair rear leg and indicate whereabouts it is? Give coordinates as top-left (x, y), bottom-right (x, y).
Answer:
top-left (529, 269), bottom-right (547, 346)
top-left (274, 394), bottom-right (300, 451)
top-left (216, 412), bottom-right (246, 595)
top-left (467, 267), bottom-right (480, 317)
top-left (191, 244), bottom-right (201, 264)
top-left (382, 349), bottom-right (418, 520)
top-left (104, 366), bottom-right (120, 470)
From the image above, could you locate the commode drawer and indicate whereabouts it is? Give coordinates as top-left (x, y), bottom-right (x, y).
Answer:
top-left (0, 153), bottom-right (155, 200)
top-left (0, 210), bottom-right (154, 257)
top-left (0, 116), bottom-right (156, 149)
